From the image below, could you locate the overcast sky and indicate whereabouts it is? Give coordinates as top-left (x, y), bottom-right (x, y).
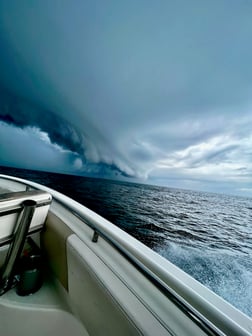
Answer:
top-left (0, 1), bottom-right (252, 196)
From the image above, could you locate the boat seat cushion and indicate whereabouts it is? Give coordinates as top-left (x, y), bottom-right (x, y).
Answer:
top-left (41, 211), bottom-right (73, 290)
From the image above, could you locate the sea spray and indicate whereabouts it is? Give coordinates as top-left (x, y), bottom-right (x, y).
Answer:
top-left (156, 242), bottom-right (252, 317)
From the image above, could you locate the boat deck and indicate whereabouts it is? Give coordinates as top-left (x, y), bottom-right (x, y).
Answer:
top-left (0, 269), bottom-right (89, 336)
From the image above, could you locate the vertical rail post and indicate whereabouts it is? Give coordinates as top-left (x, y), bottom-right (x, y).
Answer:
top-left (0, 200), bottom-right (37, 295)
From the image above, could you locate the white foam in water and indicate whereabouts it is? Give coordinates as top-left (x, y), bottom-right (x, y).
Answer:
top-left (156, 242), bottom-right (252, 317)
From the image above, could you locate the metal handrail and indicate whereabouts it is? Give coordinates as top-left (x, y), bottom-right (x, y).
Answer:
top-left (0, 200), bottom-right (36, 295)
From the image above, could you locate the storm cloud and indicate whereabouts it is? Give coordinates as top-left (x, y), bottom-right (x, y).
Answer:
top-left (0, 87), bottom-right (132, 177)
top-left (0, 1), bottom-right (252, 195)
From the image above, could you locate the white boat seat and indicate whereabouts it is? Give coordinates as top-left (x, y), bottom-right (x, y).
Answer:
top-left (0, 190), bottom-right (52, 246)
top-left (41, 211), bottom-right (73, 290)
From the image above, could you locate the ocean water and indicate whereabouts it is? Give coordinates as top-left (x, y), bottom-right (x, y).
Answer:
top-left (1, 166), bottom-right (252, 317)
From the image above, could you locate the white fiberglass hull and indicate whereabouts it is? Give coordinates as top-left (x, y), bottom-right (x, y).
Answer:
top-left (0, 174), bottom-right (252, 336)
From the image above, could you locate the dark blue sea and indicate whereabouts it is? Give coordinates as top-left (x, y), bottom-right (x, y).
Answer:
top-left (1, 166), bottom-right (252, 317)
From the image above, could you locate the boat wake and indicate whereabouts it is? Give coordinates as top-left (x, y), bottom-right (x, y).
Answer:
top-left (156, 242), bottom-right (252, 317)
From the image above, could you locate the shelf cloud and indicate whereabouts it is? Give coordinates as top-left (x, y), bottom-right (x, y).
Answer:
top-left (0, 1), bottom-right (252, 195)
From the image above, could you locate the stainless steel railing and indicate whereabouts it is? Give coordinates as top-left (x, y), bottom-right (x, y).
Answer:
top-left (0, 200), bottom-right (36, 295)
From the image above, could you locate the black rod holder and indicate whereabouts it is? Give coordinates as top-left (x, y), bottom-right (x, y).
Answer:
top-left (0, 200), bottom-right (37, 295)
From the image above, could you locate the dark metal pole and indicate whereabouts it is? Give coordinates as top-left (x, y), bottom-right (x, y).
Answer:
top-left (0, 200), bottom-right (37, 295)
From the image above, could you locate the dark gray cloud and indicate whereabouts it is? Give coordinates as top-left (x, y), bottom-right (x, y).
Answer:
top-left (0, 88), bottom-right (84, 154)
top-left (0, 88), bottom-right (133, 177)
top-left (0, 1), bottom-right (252, 195)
